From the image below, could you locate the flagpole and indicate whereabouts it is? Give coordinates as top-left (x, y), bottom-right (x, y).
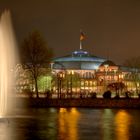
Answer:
top-left (80, 29), bottom-right (83, 50)
top-left (80, 40), bottom-right (82, 50)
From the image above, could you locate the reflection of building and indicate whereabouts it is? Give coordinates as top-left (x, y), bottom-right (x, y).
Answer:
top-left (52, 49), bottom-right (140, 96)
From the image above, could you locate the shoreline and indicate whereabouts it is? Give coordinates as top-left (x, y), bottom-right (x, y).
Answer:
top-left (17, 98), bottom-right (140, 109)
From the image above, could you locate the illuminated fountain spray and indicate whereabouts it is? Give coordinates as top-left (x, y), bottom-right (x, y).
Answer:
top-left (0, 10), bottom-right (18, 116)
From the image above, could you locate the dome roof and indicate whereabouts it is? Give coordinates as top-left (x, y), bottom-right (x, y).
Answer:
top-left (100, 60), bottom-right (116, 67)
top-left (52, 50), bottom-right (106, 70)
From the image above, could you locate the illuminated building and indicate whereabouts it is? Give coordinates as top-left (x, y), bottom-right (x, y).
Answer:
top-left (51, 49), bottom-right (105, 94)
top-left (15, 64), bottom-right (52, 95)
top-left (51, 49), bottom-right (140, 97)
top-left (15, 48), bottom-right (140, 97)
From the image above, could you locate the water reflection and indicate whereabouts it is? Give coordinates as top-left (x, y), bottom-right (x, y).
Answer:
top-left (0, 118), bottom-right (12, 140)
top-left (102, 109), bottom-right (114, 140)
top-left (114, 110), bottom-right (132, 140)
top-left (0, 108), bottom-right (140, 140)
top-left (58, 108), bottom-right (80, 140)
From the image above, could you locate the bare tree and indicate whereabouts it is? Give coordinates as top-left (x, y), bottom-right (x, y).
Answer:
top-left (123, 56), bottom-right (140, 94)
top-left (107, 82), bottom-right (126, 97)
top-left (20, 31), bottom-right (53, 98)
top-left (123, 56), bottom-right (140, 69)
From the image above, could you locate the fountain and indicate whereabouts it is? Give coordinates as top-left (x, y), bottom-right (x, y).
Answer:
top-left (0, 10), bottom-right (18, 116)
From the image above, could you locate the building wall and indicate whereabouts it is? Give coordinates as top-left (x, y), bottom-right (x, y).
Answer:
top-left (15, 63), bottom-right (140, 97)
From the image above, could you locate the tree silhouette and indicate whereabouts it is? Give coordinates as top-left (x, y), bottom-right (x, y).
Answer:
top-left (123, 56), bottom-right (140, 94)
top-left (20, 31), bottom-right (53, 98)
top-left (107, 82), bottom-right (125, 97)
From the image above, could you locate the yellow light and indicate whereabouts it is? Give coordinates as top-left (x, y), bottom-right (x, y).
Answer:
top-left (59, 108), bottom-right (67, 113)
top-left (58, 108), bottom-right (80, 140)
top-left (71, 70), bottom-right (74, 75)
top-left (114, 110), bottom-right (132, 140)
top-left (71, 108), bottom-right (78, 114)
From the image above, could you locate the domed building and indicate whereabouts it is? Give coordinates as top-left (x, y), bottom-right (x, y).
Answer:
top-left (51, 32), bottom-right (129, 96)
top-left (15, 49), bottom-right (140, 98)
top-left (52, 49), bottom-right (106, 70)
top-left (15, 32), bottom-right (140, 97)
top-left (51, 48), bottom-right (139, 97)
top-left (51, 49), bottom-right (108, 95)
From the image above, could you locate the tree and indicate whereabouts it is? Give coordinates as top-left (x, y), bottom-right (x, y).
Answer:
top-left (107, 82), bottom-right (126, 97)
top-left (62, 72), bottom-right (80, 92)
top-left (20, 31), bottom-right (53, 98)
top-left (123, 56), bottom-right (140, 69)
top-left (123, 56), bottom-right (140, 94)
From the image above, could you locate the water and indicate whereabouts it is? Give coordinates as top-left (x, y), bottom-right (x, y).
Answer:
top-left (0, 10), bottom-right (18, 116)
top-left (0, 108), bottom-right (140, 140)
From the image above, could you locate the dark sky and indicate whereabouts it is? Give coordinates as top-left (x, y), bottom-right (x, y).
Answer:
top-left (1, 0), bottom-right (140, 64)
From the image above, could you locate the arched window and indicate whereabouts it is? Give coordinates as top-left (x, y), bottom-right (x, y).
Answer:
top-left (83, 72), bottom-right (94, 79)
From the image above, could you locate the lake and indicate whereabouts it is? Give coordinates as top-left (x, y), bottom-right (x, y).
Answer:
top-left (0, 108), bottom-right (140, 140)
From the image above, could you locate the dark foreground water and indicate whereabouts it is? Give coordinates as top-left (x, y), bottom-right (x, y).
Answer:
top-left (0, 108), bottom-right (140, 140)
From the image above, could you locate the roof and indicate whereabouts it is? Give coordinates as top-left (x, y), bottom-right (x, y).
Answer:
top-left (52, 50), bottom-right (106, 70)
top-left (100, 60), bottom-right (116, 67)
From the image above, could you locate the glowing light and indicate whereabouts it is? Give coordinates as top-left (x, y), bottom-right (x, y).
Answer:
top-left (71, 108), bottom-right (77, 113)
top-left (58, 108), bottom-right (80, 140)
top-left (115, 110), bottom-right (132, 140)
top-left (59, 108), bottom-right (67, 113)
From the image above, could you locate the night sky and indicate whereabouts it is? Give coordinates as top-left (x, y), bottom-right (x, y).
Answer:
top-left (1, 0), bottom-right (140, 64)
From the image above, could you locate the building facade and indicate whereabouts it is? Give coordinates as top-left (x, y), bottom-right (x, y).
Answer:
top-left (15, 48), bottom-right (140, 98)
top-left (51, 49), bottom-right (140, 97)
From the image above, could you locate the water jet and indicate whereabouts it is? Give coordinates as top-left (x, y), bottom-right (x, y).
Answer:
top-left (0, 10), bottom-right (18, 116)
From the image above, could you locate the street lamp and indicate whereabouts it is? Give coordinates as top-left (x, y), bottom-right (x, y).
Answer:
top-left (114, 69), bottom-right (117, 82)
top-left (104, 64), bottom-right (109, 91)
top-left (57, 72), bottom-right (65, 99)
top-left (70, 70), bottom-right (74, 98)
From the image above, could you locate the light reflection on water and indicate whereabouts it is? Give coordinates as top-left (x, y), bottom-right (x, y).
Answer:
top-left (58, 108), bottom-right (80, 140)
top-left (115, 110), bottom-right (132, 140)
top-left (0, 108), bottom-right (140, 140)
top-left (102, 109), bottom-right (114, 140)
